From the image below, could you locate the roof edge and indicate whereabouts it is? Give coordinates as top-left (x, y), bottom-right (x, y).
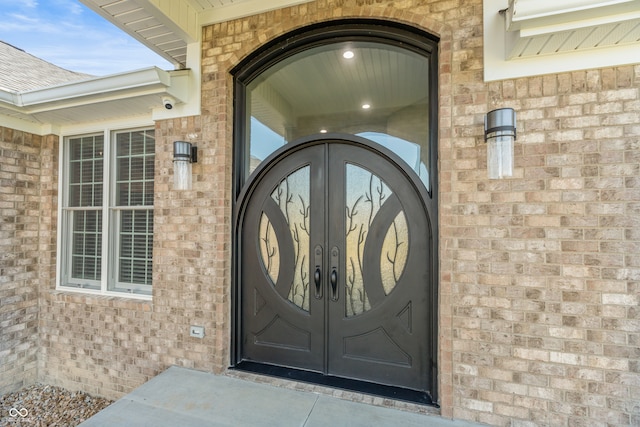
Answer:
top-left (17, 67), bottom-right (172, 107)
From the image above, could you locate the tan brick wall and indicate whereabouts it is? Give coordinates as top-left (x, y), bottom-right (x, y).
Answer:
top-left (448, 61), bottom-right (640, 426)
top-left (0, 127), bottom-right (42, 394)
top-left (33, 0), bottom-right (640, 425)
top-left (152, 115), bottom-right (229, 372)
top-left (39, 293), bottom-right (155, 398)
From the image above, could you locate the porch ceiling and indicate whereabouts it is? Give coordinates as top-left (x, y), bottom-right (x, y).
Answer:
top-left (0, 93), bottom-right (160, 125)
top-left (79, 0), bottom-right (314, 69)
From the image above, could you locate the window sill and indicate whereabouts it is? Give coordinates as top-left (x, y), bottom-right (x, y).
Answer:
top-left (53, 286), bottom-right (153, 303)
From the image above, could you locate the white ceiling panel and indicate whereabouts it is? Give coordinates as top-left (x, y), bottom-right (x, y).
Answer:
top-left (508, 18), bottom-right (640, 59)
top-left (618, 21), bottom-right (640, 42)
top-left (115, 8), bottom-right (152, 22)
top-left (103, 0), bottom-right (142, 16)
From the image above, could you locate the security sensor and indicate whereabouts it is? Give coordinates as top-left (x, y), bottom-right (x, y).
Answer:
top-left (162, 96), bottom-right (176, 110)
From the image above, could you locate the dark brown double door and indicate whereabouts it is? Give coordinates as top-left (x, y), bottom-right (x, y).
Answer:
top-left (238, 137), bottom-right (433, 394)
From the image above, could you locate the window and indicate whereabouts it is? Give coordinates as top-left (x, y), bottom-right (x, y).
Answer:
top-left (234, 22), bottom-right (438, 196)
top-left (59, 128), bottom-right (155, 297)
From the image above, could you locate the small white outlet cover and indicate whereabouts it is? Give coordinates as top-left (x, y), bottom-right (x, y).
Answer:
top-left (190, 325), bottom-right (205, 338)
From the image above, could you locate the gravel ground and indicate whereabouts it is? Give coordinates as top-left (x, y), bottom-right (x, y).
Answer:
top-left (0, 384), bottom-right (113, 427)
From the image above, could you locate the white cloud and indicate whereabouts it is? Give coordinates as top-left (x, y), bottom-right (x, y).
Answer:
top-left (0, 0), bottom-right (38, 7)
top-left (61, 0), bottom-right (84, 15)
top-left (0, 0), bottom-right (172, 75)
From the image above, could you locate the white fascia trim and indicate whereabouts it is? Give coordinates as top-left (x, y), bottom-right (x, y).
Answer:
top-left (200, 0), bottom-right (314, 25)
top-left (508, 0), bottom-right (634, 23)
top-left (484, 0), bottom-right (640, 81)
top-left (0, 88), bottom-right (19, 105)
top-left (17, 67), bottom-right (173, 107)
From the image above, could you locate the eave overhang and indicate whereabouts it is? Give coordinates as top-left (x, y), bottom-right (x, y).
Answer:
top-left (484, 0), bottom-right (640, 81)
top-left (0, 67), bottom-right (189, 133)
top-left (79, 0), bottom-right (314, 69)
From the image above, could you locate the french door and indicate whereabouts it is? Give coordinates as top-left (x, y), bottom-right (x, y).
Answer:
top-left (236, 137), bottom-right (434, 394)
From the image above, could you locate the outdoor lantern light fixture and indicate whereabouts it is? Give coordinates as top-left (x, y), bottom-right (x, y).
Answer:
top-left (173, 140), bottom-right (198, 190)
top-left (484, 107), bottom-right (516, 179)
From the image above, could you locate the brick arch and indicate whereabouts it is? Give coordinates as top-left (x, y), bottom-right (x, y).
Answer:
top-left (225, 14), bottom-right (449, 72)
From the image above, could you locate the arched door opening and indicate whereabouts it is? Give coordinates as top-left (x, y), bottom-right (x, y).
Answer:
top-left (232, 20), bottom-right (439, 405)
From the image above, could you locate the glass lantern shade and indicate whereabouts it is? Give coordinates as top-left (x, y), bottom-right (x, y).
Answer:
top-left (485, 108), bottom-right (516, 179)
top-left (173, 141), bottom-right (194, 190)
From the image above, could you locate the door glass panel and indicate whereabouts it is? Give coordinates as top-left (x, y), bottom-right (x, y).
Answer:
top-left (264, 165), bottom-right (311, 311)
top-left (244, 41), bottom-right (430, 190)
top-left (380, 211), bottom-right (408, 295)
top-left (259, 213), bottom-right (280, 285)
top-left (345, 163), bottom-right (393, 317)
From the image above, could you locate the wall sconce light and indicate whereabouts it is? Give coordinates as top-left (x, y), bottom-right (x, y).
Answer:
top-left (173, 141), bottom-right (198, 190)
top-left (485, 108), bottom-right (516, 179)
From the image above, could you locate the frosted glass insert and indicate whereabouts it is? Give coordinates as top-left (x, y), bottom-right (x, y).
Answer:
top-left (380, 212), bottom-right (408, 295)
top-left (271, 166), bottom-right (311, 311)
top-left (259, 213), bottom-right (280, 285)
top-left (345, 164), bottom-right (392, 317)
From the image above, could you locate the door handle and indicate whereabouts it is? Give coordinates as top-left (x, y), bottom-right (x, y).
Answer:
top-left (330, 246), bottom-right (339, 301)
top-left (314, 267), bottom-right (322, 299)
top-left (314, 245), bottom-right (323, 299)
top-left (330, 268), bottom-right (338, 301)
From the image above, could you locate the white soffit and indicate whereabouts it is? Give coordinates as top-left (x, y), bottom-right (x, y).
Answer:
top-left (80, 0), bottom-right (314, 69)
top-left (484, 0), bottom-right (640, 81)
top-left (80, 0), bottom-right (196, 69)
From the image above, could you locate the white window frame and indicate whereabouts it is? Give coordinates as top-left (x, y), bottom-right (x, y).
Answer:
top-left (57, 125), bottom-right (155, 300)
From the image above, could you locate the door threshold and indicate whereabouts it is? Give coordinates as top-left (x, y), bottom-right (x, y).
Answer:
top-left (232, 361), bottom-right (437, 407)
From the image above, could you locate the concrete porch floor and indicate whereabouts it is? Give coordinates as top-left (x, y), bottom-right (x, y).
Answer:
top-left (80, 366), bottom-right (484, 426)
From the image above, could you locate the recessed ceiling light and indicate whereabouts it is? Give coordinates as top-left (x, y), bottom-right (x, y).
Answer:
top-left (361, 103), bottom-right (371, 110)
top-left (343, 50), bottom-right (354, 59)
top-left (320, 129), bottom-right (327, 133)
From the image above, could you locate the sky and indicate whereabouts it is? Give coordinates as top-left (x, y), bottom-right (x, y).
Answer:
top-left (0, 0), bottom-right (173, 76)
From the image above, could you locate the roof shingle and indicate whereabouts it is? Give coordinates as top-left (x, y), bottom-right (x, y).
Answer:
top-left (0, 41), bottom-right (93, 93)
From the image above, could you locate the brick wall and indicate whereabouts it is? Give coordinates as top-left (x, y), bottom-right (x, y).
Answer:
top-left (32, 0), bottom-right (640, 425)
top-left (447, 15), bottom-right (639, 426)
top-left (39, 294), bottom-right (155, 398)
top-left (0, 127), bottom-right (42, 394)
top-left (447, 63), bottom-right (640, 425)
top-left (151, 115), bottom-right (230, 372)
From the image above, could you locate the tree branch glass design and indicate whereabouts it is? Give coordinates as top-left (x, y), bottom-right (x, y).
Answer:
top-left (345, 164), bottom-right (408, 317)
top-left (259, 166), bottom-right (311, 311)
